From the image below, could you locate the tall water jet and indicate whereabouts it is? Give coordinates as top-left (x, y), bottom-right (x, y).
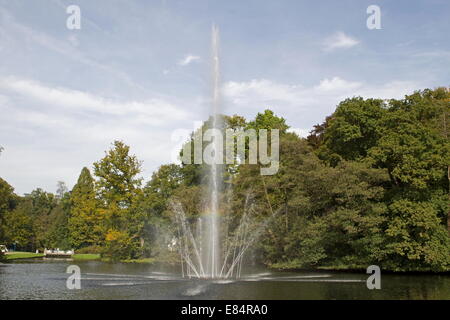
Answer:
top-left (205, 24), bottom-right (221, 278)
top-left (172, 25), bottom-right (276, 279)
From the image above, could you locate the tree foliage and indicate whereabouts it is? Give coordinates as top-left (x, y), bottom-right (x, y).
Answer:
top-left (1, 87), bottom-right (448, 271)
top-left (93, 140), bottom-right (143, 260)
top-left (69, 167), bottom-right (102, 248)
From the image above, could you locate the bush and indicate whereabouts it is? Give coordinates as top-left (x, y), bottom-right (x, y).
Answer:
top-left (103, 229), bottom-right (137, 261)
top-left (75, 245), bottom-right (103, 254)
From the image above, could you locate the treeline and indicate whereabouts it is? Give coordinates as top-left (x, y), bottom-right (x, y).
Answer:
top-left (0, 141), bottom-right (148, 261)
top-left (0, 87), bottom-right (449, 271)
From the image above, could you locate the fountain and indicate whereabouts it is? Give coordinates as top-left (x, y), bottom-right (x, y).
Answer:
top-left (169, 25), bottom-right (264, 279)
top-left (172, 192), bottom-right (269, 279)
top-left (170, 25), bottom-right (280, 279)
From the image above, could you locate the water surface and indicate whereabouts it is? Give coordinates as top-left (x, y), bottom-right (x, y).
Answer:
top-left (1, 259), bottom-right (449, 300)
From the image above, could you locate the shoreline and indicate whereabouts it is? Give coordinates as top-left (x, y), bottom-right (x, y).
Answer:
top-left (268, 265), bottom-right (450, 275)
top-left (4, 252), bottom-right (450, 274)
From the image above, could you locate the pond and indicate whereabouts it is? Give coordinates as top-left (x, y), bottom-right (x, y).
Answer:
top-left (0, 259), bottom-right (449, 300)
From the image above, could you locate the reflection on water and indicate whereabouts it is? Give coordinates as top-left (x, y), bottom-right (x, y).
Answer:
top-left (0, 259), bottom-right (449, 300)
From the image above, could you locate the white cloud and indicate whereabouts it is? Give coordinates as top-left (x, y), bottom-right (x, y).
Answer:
top-left (224, 77), bottom-right (418, 107)
top-left (0, 77), bottom-right (188, 125)
top-left (224, 79), bottom-right (310, 107)
top-left (323, 32), bottom-right (359, 51)
top-left (287, 128), bottom-right (311, 138)
top-left (314, 77), bottom-right (362, 92)
top-left (223, 77), bottom-right (367, 113)
top-left (223, 77), bottom-right (422, 136)
top-left (178, 54), bottom-right (200, 66)
top-left (0, 77), bottom-right (200, 194)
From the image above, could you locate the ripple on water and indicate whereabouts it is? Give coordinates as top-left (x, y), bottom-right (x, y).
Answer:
top-left (182, 284), bottom-right (208, 297)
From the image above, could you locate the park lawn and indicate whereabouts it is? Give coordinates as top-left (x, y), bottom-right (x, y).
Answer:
top-left (5, 252), bottom-right (44, 260)
top-left (72, 253), bottom-right (101, 260)
top-left (4, 252), bottom-right (100, 261)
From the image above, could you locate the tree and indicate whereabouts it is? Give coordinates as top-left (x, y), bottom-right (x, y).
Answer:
top-left (0, 178), bottom-right (17, 243)
top-left (381, 200), bottom-right (450, 271)
top-left (25, 188), bottom-right (57, 250)
top-left (0, 177), bottom-right (17, 260)
top-left (68, 167), bottom-right (102, 249)
top-left (246, 109), bottom-right (289, 133)
top-left (142, 164), bottom-right (184, 217)
top-left (368, 112), bottom-right (448, 191)
top-left (400, 88), bottom-right (450, 231)
top-left (232, 132), bottom-right (390, 269)
top-left (46, 197), bottom-right (71, 250)
top-left (93, 141), bottom-right (143, 260)
top-left (2, 186), bottom-right (61, 251)
top-left (302, 88), bottom-right (450, 270)
top-left (317, 97), bottom-right (386, 165)
top-left (56, 181), bottom-right (68, 200)
top-left (3, 199), bottom-right (34, 251)
top-left (94, 141), bottom-right (143, 212)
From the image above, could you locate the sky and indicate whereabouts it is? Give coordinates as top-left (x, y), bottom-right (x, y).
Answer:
top-left (0, 0), bottom-right (449, 195)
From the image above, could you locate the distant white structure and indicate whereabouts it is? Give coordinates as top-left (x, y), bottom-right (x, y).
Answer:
top-left (44, 248), bottom-right (74, 258)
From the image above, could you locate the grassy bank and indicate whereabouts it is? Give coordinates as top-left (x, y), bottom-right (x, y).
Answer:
top-left (4, 252), bottom-right (101, 261)
top-left (4, 251), bottom-right (165, 264)
top-left (5, 252), bottom-right (44, 260)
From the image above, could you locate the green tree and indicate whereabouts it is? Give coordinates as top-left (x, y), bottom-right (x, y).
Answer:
top-left (68, 167), bottom-right (102, 249)
top-left (93, 141), bottom-right (143, 260)
top-left (46, 182), bottom-right (71, 250)
top-left (381, 200), bottom-right (450, 271)
top-left (316, 97), bottom-right (386, 165)
top-left (397, 88), bottom-right (450, 230)
top-left (3, 199), bottom-right (34, 251)
top-left (232, 132), bottom-right (389, 269)
top-left (368, 111), bottom-right (449, 191)
top-left (246, 109), bottom-right (289, 133)
top-left (142, 164), bottom-right (184, 217)
top-left (26, 188), bottom-right (57, 250)
top-left (0, 177), bottom-right (17, 243)
top-left (304, 88), bottom-right (450, 270)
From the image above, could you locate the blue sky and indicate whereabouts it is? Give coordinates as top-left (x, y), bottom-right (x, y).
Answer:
top-left (0, 0), bottom-right (449, 194)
